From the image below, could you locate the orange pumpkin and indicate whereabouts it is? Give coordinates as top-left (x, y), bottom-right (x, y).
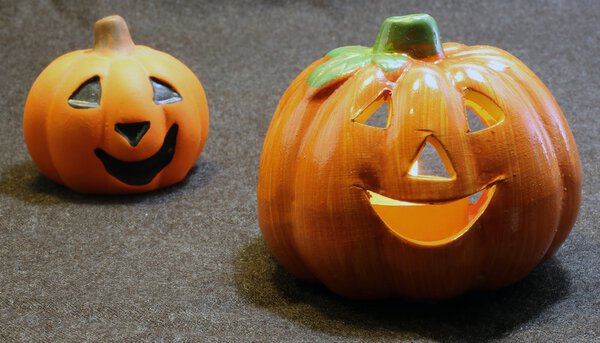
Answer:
top-left (23, 15), bottom-right (208, 194)
top-left (257, 14), bottom-right (581, 300)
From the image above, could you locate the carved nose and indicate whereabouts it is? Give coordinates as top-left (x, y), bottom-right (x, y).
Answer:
top-left (115, 121), bottom-right (150, 147)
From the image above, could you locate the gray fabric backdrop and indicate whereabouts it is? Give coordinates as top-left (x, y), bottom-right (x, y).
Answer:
top-left (1, 0), bottom-right (598, 341)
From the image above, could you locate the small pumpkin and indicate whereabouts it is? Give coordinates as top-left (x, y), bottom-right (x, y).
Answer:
top-left (257, 14), bottom-right (581, 300)
top-left (23, 15), bottom-right (208, 194)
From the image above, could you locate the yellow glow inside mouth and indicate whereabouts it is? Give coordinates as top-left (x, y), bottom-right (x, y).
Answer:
top-left (367, 185), bottom-right (496, 246)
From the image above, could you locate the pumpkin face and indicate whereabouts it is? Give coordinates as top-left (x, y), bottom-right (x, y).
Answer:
top-left (257, 14), bottom-right (581, 300)
top-left (23, 15), bottom-right (208, 194)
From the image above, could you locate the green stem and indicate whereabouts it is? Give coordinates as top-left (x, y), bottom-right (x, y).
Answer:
top-left (372, 14), bottom-right (443, 59)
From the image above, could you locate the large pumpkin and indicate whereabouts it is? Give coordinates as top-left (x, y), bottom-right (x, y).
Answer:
top-left (257, 14), bottom-right (581, 300)
top-left (23, 15), bottom-right (208, 194)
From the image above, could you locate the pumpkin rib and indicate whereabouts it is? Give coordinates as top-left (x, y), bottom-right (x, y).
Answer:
top-left (42, 51), bottom-right (96, 186)
top-left (470, 53), bottom-right (582, 253)
top-left (448, 56), bottom-right (567, 284)
top-left (446, 45), bottom-right (515, 60)
top-left (441, 42), bottom-right (467, 55)
top-left (451, 72), bottom-right (533, 284)
top-left (23, 51), bottom-right (82, 184)
top-left (258, 61), bottom-right (329, 281)
top-left (482, 54), bottom-right (581, 259)
top-left (288, 66), bottom-right (394, 291)
top-left (287, 90), bottom-right (346, 280)
top-left (288, 68), bottom-right (386, 282)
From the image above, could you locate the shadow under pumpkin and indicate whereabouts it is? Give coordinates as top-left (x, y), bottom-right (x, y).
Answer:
top-left (0, 159), bottom-right (217, 205)
top-left (234, 237), bottom-right (570, 340)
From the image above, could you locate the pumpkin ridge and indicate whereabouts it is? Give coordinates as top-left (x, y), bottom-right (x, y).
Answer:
top-left (258, 62), bottom-right (328, 280)
top-left (475, 54), bottom-right (581, 258)
top-left (441, 42), bottom-right (467, 56)
top-left (25, 51), bottom-right (85, 184)
top-left (455, 60), bottom-right (565, 277)
top-left (288, 88), bottom-right (351, 276)
top-left (44, 51), bottom-right (95, 186)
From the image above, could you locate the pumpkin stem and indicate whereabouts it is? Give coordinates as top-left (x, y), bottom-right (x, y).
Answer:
top-left (373, 14), bottom-right (444, 60)
top-left (93, 15), bottom-right (135, 53)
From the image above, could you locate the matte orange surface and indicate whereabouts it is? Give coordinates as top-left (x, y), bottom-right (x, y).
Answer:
top-left (257, 41), bottom-right (582, 300)
top-left (23, 15), bottom-right (209, 194)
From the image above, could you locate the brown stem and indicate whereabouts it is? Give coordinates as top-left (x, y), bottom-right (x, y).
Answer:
top-left (93, 15), bottom-right (135, 53)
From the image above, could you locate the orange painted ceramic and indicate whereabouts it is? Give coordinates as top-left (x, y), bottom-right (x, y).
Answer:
top-left (23, 15), bottom-right (209, 194)
top-left (257, 14), bottom-right (581, 300)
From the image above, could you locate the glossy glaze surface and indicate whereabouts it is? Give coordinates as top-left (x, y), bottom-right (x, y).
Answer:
top-left (308, 14), bottom-right (442, 88)
top-left (257, 14), bottom-right (581, 300)
top-left (23, 15), bottom-right (209, 194)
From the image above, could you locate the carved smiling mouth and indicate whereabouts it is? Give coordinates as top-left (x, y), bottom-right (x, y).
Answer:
top-left (95, 124), bottom-right (178, 186)
top-left (366, 184), bottom-right (496, 246)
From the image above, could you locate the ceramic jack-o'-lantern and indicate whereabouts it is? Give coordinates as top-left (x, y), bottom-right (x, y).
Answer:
top-left (23, 15), bottom-right (208, 194)
top-left (257, 14), bottom-right (581, 300)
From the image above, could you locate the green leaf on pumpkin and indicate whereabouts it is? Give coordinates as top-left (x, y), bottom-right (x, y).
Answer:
top-left (308, 46), bottom-right (409, 88)
top-left (326, 45), bottom-right (371, 58)
top-left (307, 52), bottom-right (371, 88)
top-left (372, 53), bottom-right (408, 72)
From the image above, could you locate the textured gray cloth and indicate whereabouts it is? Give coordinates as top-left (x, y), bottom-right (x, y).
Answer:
top-left (1, 1), bottom-right (598, 341)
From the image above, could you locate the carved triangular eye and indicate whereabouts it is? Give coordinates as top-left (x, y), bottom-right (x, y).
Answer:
top-left (151, 77), bottom-right (182, 105)
top-left (364, 102), bottom-right (389, 128)
top-left (466, 106), bottom-right (487, 132)
top-left (464, 89), bottom-right (505, 132)
top-left (68, 76), bottom-right (101, 109)
top-left (408, 139), bottom-right (454, 179)
top-left (353, 92), bottom-right (391, 128)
